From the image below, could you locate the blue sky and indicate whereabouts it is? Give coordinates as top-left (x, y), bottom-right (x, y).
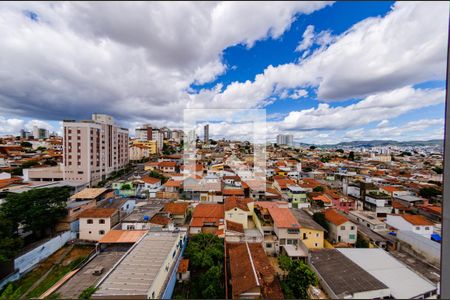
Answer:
top-left (0, 2), bottom-right (447, 143)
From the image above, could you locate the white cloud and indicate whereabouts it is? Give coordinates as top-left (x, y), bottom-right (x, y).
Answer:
top-left (280, 86), bottom-right (444, 131)
top-left (296, 25), bottom-right (315, 52)
top-left (197, 1), bottom-right (448, 109)
top-left (0, 117), bottom-right (24, 135)
top-left (290, 89), bottom-right (309, 99)
top-left (376, 120), bottom-right (389, 128)
top-left (0, 1), bottom-right (332, 124)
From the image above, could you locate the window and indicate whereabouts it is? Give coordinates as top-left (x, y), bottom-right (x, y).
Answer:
top-left (99, 219), bottom-right (105, 224)
top-left (303, 233), bottom-right (307, 239)
top-left (87, 219), bottom-right (93, 224)
top-left (416, 226), bottom-right (420, 230)
top-left (88, 231), bottom-right (92, 234)
top-left (351, 226), bottom-right (355, 230)
top-left (349, 234), bottom-right (356, 240)
top-left (266, 243), bottom-right (272, 248)
top-left (316, 233), bottom-right (320, 237)
top-left (425, 227), bottom-right (430, 230)
top-left (99, 230), bottom-right (105, 235)
top-left (315, 243), bottom-right (318, 247)
top-left (340, 226), bottom-right (346, 230)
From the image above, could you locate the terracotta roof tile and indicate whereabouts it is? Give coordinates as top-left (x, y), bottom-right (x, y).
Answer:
top-left (324, 209), bottom-right (349, 226)
top-left (79, 208), bottom-right (117, 218)
top-left (402, 214), bottom-right (434, 226)
top-left (163, 202), bottom-right (189, 215)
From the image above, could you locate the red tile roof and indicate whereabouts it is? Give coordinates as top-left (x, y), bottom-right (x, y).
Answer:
top-left (164, 180), bottom-right (182, 188)
top-left (226, 220), bottom-right (244, 233)
top-left (190, 204), bottom-right (224, 227)
top-left (79, 208), bottom-right (117, 218)
top-left (141, 176), bottom-right (161, 184)
top-left (268, 207), bottom-right (300, 229)
top-left (402, 214), bottom-right (434, 226)
top-left (224, 197), bottom-right (252, 212)
top-left (150, 214), bottom-right (171, 225)
top-left (158, 161), bottom-right (176, 168)
top-left (223, 188), bottom-right (244, 196)
top-left (163, 202), bottom-right (189, 215)
top-left (178, 258), bottom-right (189, 273)
top-left (324, 209), bottom-right (349, 226)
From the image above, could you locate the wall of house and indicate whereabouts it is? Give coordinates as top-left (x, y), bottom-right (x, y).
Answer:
top-left (79, 217), bottom-right (112, 241)
top-left (336, 221), bottom-right (357, 244)
top-left (225, 208), bottom-right (248, 228)
top-left (150, 233), bottom-right (186, 299)
top-left (386, 216), bottom-right (433, 238)
top-left (300, 228), bottom-right (324, 249)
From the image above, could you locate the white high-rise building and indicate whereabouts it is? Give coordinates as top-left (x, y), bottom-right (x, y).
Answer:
top-left (276, 134), bottom-right (293, 146)
top-left (63, 114), bottom-right (129, 185)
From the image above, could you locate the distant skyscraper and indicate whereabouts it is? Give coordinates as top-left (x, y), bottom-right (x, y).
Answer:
top-left (63, 114), bottom-right (129, 185)
top-left (204, 124), bottom-right (209, 143)
top-left (276, 134), bottom-right (293, 146)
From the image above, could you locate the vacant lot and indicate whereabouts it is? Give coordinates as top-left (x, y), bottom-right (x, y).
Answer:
top-left (0, 244), bottom-right (94, 299)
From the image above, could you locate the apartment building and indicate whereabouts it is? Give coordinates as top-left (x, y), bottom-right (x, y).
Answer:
top-left (63, 114), bottom-right (129, 185)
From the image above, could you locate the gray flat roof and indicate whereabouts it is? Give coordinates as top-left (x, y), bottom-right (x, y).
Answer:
top-left (291, 209), bottom-right (326, 231)
top-left (55, 251), bottom-right (128, 299)
top-left (310, 249), bottom-right (388, 298)
top-left (338, 248), bottom-right (436, 299)
top-left (93, 232), bottom-right (181, 298)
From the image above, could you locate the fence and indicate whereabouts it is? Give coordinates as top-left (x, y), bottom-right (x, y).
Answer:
top-left (0, 231), bottom-right (76, 290)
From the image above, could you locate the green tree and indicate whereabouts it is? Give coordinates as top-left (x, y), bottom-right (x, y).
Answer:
top-left (184, 233), bottom-right (223, 269)
top-left (79, 286), bottom-right (98, 299)
top-left (36, 146), bottom-right (47, 151)
top-left (278, 255), bottom-right (292, 272)
top-left (313, 186), bottom-right (324, 193)
top-left (284, 260), bottom-right (318, 299)
top-left (348, 151), bottom-right (355, 161)
top-left (0, 214), bottom-right (23, 263)
top-left (44, 159), bottom-right (58, 166)
top-left (303, 167), bottom-right (312, 172)
top-left (309, 145), bottom-right (316, 150)
top-left (197, 265), bottom-right (224, 299)
top-left (121, 183), bottom-right (132, 190)
top-left (1, 187), bottom-right (69, 238)
top-left (21, 160), bottom-right (40, 169)
top-left (419, 187), bottom-right (441, 199)
top-left (432, 166), bottom-right (443, 174)
top-left (20, 141), bottom-right (32, 148)
top-left (312, 212), bottom-right (329, 232)
top-left (0, 283), bottom-right (21, 300)
top-left (355, 235), bottom-right (369, 248)
top-left (336, 149), bottom-right (344, 154)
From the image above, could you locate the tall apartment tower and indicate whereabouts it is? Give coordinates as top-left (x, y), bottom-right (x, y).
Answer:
top-left (204, 124), bottom-right (209, 143)
top-left (276, 134), bottom-right (293, 146)
top-left (63, 114), bottom-right (129, 186)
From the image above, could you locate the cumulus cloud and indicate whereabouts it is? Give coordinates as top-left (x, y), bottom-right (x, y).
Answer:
top-left (280, 86), bottom-right (445, 131)
top-left (0, 117), bottom-right (24, 135)
top-left (296, 25), bottom-right (315, 52)
top-left (0, 1), bottom-right (332, 127)
top-left (196, 1), bottom-right (448, 108)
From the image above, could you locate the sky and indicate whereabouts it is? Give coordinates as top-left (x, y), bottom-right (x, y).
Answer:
top-left (0, 1), bottom-right (448, 144)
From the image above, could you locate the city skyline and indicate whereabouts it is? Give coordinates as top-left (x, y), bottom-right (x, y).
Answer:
top-left (0, 2), bottom-right (448, 144)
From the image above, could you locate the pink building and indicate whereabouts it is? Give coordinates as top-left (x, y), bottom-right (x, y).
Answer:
top-left (63, 114), bottom-right (129, 186)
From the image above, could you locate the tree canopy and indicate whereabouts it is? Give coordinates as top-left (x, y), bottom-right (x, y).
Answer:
top-left (313, 186), bottom-right (324, 192)
top-left (419, 187), bottom-right (441, 199)
top-left (1, 187), bottom-right (69, 239)
top-left (184, 233), bottom-right (223, 269)
top-left (281, 259), bottom-right (318, 299)
top-left (184, 233), bottom-right (225, 299)
top-left (20, 141), bottom-right (32, 148)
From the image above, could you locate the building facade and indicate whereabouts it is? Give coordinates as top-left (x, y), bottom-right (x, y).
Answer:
top-left (63, 114), bottom-right (129, 185)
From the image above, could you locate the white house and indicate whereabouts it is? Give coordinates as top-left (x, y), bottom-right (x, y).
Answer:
top-left (325, 209), bottom-right (357, 244)
top-left (385, 214), bottom-right (434, 239)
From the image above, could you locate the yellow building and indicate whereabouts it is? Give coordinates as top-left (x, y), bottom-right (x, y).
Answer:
top-left (292, 209), bottom-right (325, 249)
top-left (129, 140), bottom-right (157, 161)
top-left (224, 198), bottom-right (253, 229)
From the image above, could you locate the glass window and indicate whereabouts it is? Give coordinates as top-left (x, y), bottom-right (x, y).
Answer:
top-left (340, 226), bottom-right (346, 230)
top-left (425, 227), bottom-right (430, 230)
top-left (87, 219), bottom-right (93, 224)
top-left (99, 230), bottom-right (105, 235)
top-left (416, 226), bottom-right (420, 230)
top-left (99, 219), bottom-right (105, 224)
top-left (351, 226), bottom-right (355, 230)
top-left (349, 234), bottom-right (356, 240)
